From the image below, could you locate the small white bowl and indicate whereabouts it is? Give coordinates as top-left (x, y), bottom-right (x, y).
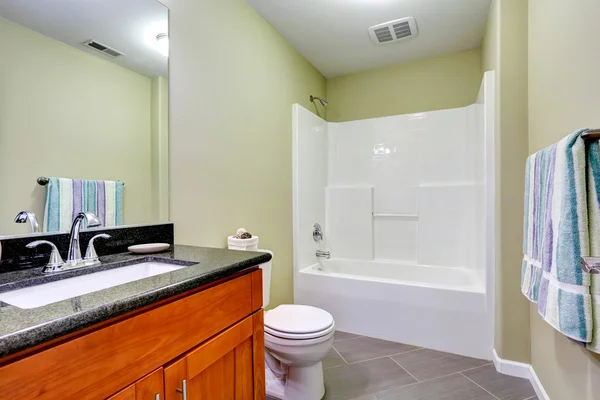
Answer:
top-left (128, 243), bottom-right (171, 254)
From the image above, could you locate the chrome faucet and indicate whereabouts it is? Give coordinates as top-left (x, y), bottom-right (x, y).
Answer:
top-left (14, 211), bottom-right (40, 233)
top-left (26, 213), bottom-right (105, 274)
top-left (67, 212), bottom-right (101, 266)
top-left (316, 250), bottom-right (331, 259)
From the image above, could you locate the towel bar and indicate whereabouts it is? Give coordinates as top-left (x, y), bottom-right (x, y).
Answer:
top-left (581, 129), bottom-right (600, 140)
top-left (37, 177), bottom-right (124, 186)
top-left (580, 257), bottom-right (600, 274)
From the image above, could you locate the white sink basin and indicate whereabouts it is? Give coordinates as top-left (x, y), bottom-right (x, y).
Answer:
top-left (0, 262), bottom-right (185, 309)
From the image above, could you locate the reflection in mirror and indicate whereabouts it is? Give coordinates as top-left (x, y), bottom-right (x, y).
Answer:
top-left (0, 0), bottom-right (169, 236)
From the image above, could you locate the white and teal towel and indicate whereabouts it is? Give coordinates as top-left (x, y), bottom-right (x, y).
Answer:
top-left (522, 129), bottom-right (600, 352)
top-left (43, 178), bottom-right (124, 232)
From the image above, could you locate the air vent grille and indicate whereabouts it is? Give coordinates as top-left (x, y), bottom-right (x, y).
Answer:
top-left (373, 27), bottom-right (393, 43)
top-left (368, 17), bottom-right (418, 45)
top-left (393, 21), bottom-right (412, 39)
top-left (83, 40), bottom-right (125, 58)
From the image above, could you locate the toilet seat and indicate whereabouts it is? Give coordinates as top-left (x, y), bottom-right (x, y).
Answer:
top-left (264, 328), bottom-right (335, 347)
top-left (265, 323), bottom-right (335, 340)
top-left (265, 304), bottom-right (334, 340)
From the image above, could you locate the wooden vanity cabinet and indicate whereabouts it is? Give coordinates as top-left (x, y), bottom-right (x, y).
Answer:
top-left (0, 269), bottom-right (265, 400)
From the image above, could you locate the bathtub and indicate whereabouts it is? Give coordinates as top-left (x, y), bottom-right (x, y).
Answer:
top-left (295, 259), bottom-right (492, 359)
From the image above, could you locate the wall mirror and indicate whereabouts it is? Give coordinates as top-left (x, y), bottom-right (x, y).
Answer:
top-left (0, 0), bottom-right (169, 237)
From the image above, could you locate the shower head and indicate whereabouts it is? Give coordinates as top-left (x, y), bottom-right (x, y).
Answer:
top-left (310, 95), bottom-right (328, 107)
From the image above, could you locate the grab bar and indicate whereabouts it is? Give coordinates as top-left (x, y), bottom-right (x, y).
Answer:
top-left (372, 213), bottom-right (418, 220)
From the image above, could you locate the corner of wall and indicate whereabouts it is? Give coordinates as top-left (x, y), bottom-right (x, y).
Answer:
top-left (490, 0), bottom-right (530, 365)
top-left (481, 0), bottom-right (499, 74)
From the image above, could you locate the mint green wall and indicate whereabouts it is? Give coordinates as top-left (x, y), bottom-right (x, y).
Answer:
top-left (163, 0), bottom-right (327, 307)
top-left (327, 48), bottom-right (483, 122)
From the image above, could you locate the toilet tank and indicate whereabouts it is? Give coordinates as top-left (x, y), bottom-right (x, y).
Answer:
top-left (258, 249), bottom-right (273, 309)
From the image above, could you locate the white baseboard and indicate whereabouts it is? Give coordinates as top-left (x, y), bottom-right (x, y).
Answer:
top-left (492, 349), bottom-right (550, 400)
top-left (528, 365), bottom-right (551, 400)
top-left (492, 349), bottom-right (530, 378)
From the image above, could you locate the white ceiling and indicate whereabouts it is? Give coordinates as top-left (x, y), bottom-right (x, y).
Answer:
top-left (0, 0), bottom-right (168, 78)
top-left (247, 0), bottom-right (492, 78)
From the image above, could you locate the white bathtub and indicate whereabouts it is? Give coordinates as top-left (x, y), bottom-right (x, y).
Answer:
top-left (295, 259), bottom-right (492, 359)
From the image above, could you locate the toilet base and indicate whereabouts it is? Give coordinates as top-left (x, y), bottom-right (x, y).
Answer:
top-left (266, 366), bottom-right (285, 399)
top-left (265, 361), bottom-right (325, 400)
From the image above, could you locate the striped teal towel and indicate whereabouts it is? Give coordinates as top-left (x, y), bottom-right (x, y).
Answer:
top-left (586, 140), bottom-right (600, 353)
top-left (522, 129), bottom-right (597, 348)
top-left (43, 178), bottom-right (124, 232)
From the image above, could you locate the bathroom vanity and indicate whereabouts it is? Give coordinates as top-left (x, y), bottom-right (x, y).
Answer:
top-left (0, 245), bottom-right (270, 400)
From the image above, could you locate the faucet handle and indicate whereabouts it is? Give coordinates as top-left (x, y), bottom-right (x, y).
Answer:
top-left (27, 240), bottom-right (65, 273)
top-left (15, 211), bottom-right (40, 233)
top-left (84, 234), bottom-right (111, 262)
top-left (313, 223), bottom-right (324, 242)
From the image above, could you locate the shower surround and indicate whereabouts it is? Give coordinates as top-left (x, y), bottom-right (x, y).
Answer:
top-left (293, 72), bottom-right (495, 359)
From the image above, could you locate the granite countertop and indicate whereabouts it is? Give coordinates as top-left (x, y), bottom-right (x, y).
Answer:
top-left (0, 245), bottom-right (271, 358)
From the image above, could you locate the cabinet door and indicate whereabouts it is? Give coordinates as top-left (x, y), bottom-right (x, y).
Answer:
top-left (107, 369), bottom-right (164, 400)
top-left (107, 385), bottom-right (135, 400)
top-left (164, 311), bottom-right (265, 400)
top-left (164, 356), bottom-right (187, 400)
top-left (136, 368), bottom-right (165, 400)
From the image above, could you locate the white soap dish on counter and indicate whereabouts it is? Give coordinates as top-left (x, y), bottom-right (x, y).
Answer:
top-left (128, 243), bottom-right (171, 254)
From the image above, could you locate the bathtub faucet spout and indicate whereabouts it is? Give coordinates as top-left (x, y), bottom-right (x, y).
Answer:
top-left (316, 250), bottom-right (331, 259)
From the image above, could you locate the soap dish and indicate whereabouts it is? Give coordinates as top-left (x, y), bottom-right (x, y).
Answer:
top-left (128, 243), bottom-right (171, 254)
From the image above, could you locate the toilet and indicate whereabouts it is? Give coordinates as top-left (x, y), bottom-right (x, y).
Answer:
top-left (258, 251), bottom-right (335, 400)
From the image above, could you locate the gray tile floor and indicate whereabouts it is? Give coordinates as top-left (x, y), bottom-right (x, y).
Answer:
top-left (323, 332), bottom-right (537, 400)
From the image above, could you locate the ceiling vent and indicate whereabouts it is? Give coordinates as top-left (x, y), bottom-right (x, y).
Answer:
top-left (368, 17), bottom-right (418, 45)
top-left (82, 40), bottom-right (125, 58)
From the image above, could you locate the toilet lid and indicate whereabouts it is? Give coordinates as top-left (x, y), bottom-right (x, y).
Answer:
top-left (264, 305), bottom-right (334, 337)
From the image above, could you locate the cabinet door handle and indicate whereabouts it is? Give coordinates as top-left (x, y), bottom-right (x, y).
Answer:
top-left (155, 395), bottom-right (160, 400)
top-left (176, 380), bottom-right (187, 400)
